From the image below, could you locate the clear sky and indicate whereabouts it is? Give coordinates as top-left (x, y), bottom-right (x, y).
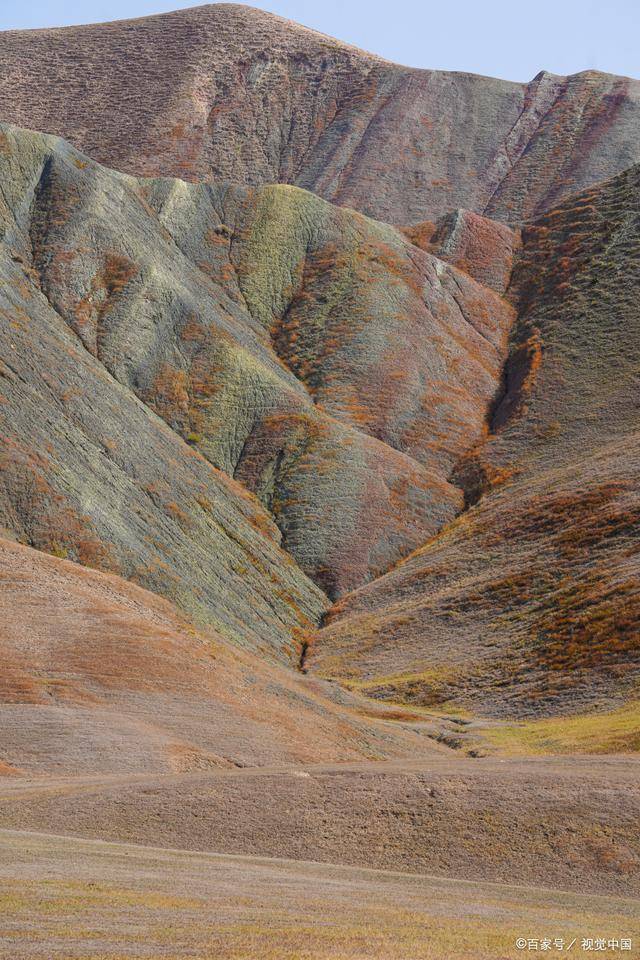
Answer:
top-left (1, 0), bottom-right (638, 83)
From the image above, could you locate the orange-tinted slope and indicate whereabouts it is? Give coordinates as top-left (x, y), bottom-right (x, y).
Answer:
top-left (310, 163), bottom-right (640, 718)
top-left (0, 537), bottom-right (436, 776)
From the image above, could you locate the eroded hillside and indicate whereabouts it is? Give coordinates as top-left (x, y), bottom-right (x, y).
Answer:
top-left (0, 5), bottom-right (639, 224)
top-left (0, 124), bottom-right (514, 605)
top-left (311, 163), bottom-right (640, 719)
top-left (0, 11), bottom-right (640, 944)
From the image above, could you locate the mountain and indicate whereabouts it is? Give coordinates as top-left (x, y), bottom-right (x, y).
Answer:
top-left (0, 4), bottom-right (640, 225)
top-left (0, 6), bottom-right (639, 955)
top-left (311, 161), bottom-right (640, 718)
top-left (0, 128), bottom-right (329, 662)
top-left (0, 123), bottom-right (512, 602)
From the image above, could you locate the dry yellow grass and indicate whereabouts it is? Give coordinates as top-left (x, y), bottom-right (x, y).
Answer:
top-left (481, 701), bottom-right (640, 755)
top-left (2, 829), bottom-right (640, 960)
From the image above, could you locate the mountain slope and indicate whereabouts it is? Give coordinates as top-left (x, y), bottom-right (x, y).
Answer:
top-left (0, 536), bottom-right (431, 775)
top-left (0, 5), bottom-right (639, 224)
top-left (310, 162), bottom-right (640, 718)
top-left (2, 119), bottom-right (638, 715)
top-left (0, 123), bottom-right (514, 600)
top-left (0, 129), bottom-right (331, 660)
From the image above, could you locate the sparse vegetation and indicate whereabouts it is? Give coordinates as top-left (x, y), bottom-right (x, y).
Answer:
top-left (482, 701), bottom-right (640, 755)
top-left (1, 15), bottom-right (640, 960)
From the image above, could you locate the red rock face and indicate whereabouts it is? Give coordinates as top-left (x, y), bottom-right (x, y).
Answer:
top-left (404, 210), bottom-right (520, 295)
top-left (0, 6), bottom-right (639, 225)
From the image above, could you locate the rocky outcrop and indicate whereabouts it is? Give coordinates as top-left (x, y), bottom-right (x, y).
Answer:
top-left (402, 209), bottom-right (519, 294)
top-left (0, 6), bottom-right (639, 225)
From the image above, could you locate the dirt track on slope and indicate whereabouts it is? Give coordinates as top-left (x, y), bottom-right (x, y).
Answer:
top-left (1, 755), bottom-right (638, 898)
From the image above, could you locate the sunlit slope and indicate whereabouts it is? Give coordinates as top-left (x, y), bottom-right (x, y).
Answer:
top-left (311, 164), bottom-right (640, 721)
top-left (0, 5), bottom-right (639, 224)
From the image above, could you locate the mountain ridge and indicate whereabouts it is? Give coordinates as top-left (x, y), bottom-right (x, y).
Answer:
top-left (1, 4), bottom-right (639, 225)
top-left (1, 12), bottom-right (640, 947)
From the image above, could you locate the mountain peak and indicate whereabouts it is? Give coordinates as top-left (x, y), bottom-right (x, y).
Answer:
top-left (1, 5), bottom-right (638, 225)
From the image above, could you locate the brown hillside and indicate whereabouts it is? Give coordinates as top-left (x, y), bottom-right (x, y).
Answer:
top-left (0, 5), bottom-right (639, 224)
top-left (310, 162), bottom-right (640, 718)
top-left (0, 536), bottom-right (433, 775)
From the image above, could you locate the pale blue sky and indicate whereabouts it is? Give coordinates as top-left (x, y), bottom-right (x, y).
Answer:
top-left (2, 1), bottom-right (639, 82)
